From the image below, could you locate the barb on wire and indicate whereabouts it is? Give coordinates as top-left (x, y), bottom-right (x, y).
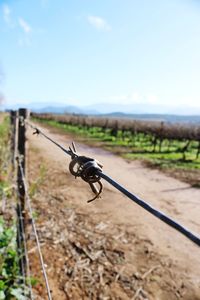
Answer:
top-left (17, 157), bottom-right (52, 300)
top-left (26, 121), bottom-right (104, 202)
top-left (68, 145), bottom-right (103, 202)
top-left (27, 121), bottom-right (200, 247)
top-left (26, 121), bottom-right (72, 157)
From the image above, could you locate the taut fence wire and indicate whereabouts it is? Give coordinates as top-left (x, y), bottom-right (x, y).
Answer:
top-left (25, 120), bottom-right (200, 247)
top-left (17, 157), bottom-right (52, 300)
top-left (16, 185), bottom-right (34, 299)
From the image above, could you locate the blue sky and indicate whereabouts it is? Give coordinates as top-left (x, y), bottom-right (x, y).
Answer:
top-left (0, 0), bottom-right (200, 113)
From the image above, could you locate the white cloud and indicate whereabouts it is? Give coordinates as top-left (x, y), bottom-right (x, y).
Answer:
top-left (108, 92), bottom-right (142, 104)
top-left (18, 18), bottom-right (32, 47)
top-left (147, 94), bottom-right (158, 104)
top-left (106, 92), bottom-right (159, 105)
top-left (87, 15), bottom-right (111, 31)
top-left (129, 92), bottom-right (141, 103)
top-left (19, 18), bottom-right (32, 34)
top-left (3, 4), bottom-right (11, 25)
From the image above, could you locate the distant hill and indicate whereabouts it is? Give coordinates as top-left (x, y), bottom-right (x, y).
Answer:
top-left (2, 102), bottom-right (200, 123)
top-left (103, 112), bottom-right (200, 124)
top-left (83, 102), bottom-right (200, 116)
top-left (2, 102), bottom-right (99, 115)
top-left (33, 105), bottom-right (83, 114)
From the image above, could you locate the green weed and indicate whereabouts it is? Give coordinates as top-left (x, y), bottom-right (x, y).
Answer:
top-left (0, 114), bottom-right (33, 299)
top-left (0, 218), bottom-right (27, 299)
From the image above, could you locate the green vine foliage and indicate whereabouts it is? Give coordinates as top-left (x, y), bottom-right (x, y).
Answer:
top-left (0, 218), bottom-right (27, 300)
top-left (0, 115), bottom-right (27, 300)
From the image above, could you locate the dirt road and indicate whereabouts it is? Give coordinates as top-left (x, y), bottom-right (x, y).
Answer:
top-left (27, 124), bottom-right (200, 299)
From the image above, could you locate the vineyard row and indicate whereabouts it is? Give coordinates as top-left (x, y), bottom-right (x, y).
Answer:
top-left (32, 113), bottom-right (200, 159)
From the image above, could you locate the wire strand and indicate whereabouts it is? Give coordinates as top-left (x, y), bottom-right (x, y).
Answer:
top-left (26, 121), bottom-right (72, 156)
top-left (16, 203), bottom-right (26, 287)
top-left (27, 121), bottom-right (200, 247)
top-left (16, 192), bottom-right (34, 299)
top-left (18, 159), bottom-right (52, 300)
top-left (98, 171), bottom-right (200, 246)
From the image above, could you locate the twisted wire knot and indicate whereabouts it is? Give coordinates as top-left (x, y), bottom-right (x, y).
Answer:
top-left (69, 156), bottom-right (102, 182)
top-left (69, 155), bottom-right (103, 202)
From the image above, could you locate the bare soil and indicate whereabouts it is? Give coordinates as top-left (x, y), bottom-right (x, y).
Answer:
top-left (26, 124), bottom-right (200, 300)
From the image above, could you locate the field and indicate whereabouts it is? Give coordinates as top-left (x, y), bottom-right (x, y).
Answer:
top-left (32, 113), bottom-right (200, 187)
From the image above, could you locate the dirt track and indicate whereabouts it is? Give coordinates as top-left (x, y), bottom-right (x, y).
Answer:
top-left (27, 124), bottom-right (200, 299)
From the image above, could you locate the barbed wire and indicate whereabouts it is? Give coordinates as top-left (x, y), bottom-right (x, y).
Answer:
top-left (18, 158), bottom-right (52, 300)
top-left (26, 121), bottom-right (103, 202)
top-left (26, 121), bottom-right (200, 247)
top-left (26, 121), bottom-right (72, 156)
top-left (98, 172), bottom-right (200, 246)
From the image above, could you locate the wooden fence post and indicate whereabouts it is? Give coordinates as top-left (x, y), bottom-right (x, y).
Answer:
top-left (10, 110), bottom-right (18, 170)
top-left (17, 108), bottom-right (27, 207)
top-left (17, 108), bottom-right (28, 277)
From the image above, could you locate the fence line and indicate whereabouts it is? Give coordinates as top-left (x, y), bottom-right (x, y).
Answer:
top-left (18, 158), bottom-right (52, 300)
top-left (9, 110), bottom-right (52, 299)
top-left (8, 109), bottom-right (200, 298)
top-left (16, 187), bottom-right (34, 299)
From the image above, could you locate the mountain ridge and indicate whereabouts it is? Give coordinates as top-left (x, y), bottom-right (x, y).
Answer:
top-left (2, 102), bottom-right (200, 123)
